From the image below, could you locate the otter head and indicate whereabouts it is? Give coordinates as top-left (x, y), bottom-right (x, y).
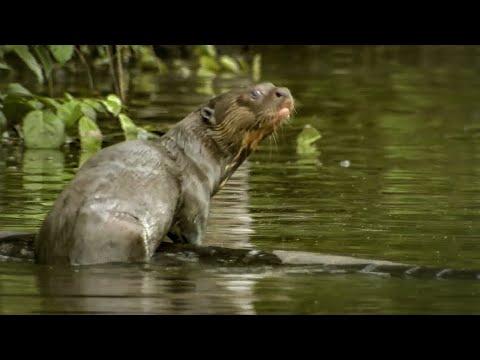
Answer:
top-left (200, 82), bottom-right (294, 162)
top-left (197, 82), bottom-right (294, 190)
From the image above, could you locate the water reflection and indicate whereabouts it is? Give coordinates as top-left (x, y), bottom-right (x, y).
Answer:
top-left (3, 260), bottom-right (480, 314)
top-left (23, 262), bottom-right (261, 314)
top-left (206, 163), bottom-right (254, 249)
top-left (22, 149), bottom-right (65, 191)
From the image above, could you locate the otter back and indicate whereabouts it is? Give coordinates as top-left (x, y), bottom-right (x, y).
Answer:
top-left (35, 140), bottom-right (182, 265)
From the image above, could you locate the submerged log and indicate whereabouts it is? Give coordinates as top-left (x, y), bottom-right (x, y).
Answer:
top-left (0, 232), bottom-right (35, 260)
top-left (1, 232), bottom-right (479, 280)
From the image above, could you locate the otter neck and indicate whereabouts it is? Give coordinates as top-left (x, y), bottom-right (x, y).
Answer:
top-left (211, 125), bottom-right (272, 189)
top-left (161, 113), bottom-right (246, 196)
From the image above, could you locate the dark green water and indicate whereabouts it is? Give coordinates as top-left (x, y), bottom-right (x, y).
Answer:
top-left (1, 45), bottom-right (480, 314)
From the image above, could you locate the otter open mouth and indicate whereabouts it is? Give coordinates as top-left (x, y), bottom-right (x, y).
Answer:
top-left (278, 107), bottom-right (291, 120)
top-left (272, 106), bottom-right (292, 127)
top-left (276, 96), bottom-right (294, 123)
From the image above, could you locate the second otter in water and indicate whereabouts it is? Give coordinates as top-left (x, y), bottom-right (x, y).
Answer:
top-left (35, 82), bottom-right (294, 265)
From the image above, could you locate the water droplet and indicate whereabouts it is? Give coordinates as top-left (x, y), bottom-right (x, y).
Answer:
top-left (340, 160), bottom-right (351, 168)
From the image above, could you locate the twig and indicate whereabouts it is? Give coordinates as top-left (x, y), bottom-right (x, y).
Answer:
top-left (74, 46), bottom-right (95, 92)
top-left (106, 45), bottom-right (120, 97)
top-left (47, 75), bottom-right (53, 97)
top-left (115, 45), bottom-right (126, 103)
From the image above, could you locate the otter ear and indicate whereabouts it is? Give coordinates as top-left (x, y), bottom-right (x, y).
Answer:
top-left (200, 106), bottom-right (215, 125)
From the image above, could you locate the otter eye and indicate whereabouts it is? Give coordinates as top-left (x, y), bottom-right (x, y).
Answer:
top-left (250, 89), bottom-right (262, 99)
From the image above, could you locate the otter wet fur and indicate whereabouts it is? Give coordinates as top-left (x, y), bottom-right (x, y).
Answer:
top-left (35, 82), bottom-right (295, 265)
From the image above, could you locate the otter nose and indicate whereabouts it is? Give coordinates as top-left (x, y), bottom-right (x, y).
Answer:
top-left (275, 87), bottom-right (291, 98)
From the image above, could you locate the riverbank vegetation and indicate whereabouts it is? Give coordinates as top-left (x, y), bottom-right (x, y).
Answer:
top-left (0, 45), bottom-right (261, 154)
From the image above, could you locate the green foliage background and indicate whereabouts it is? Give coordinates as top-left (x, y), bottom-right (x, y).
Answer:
top-left (0, 45), bottom-right (261, 155)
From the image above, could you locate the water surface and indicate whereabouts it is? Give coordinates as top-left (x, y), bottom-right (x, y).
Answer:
top-left (1, 45), bottom-right (480, 314)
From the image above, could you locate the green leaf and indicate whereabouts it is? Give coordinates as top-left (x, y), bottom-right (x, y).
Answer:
top-left (0, 110), bottom-right (7, 130)
top-left (152, 57), bottom-right (169, 74)
top-left (27, 100), bottom-right (44, 110)
top-left (193, 45), bottom-right (217, 58)
top-left (79, 150), bottom-right (97, 168)
top-left (32, 45), bottom-right (53, 79)
top-left (296, 124), bottom-right (322, 155)
top-left (37, 97), bottom-right (61, 110)
top-left (0, 61), bottom-right (11, 70)
top-left (136, 45), bottom-right (164, 71)
top-left (79, 45), bottom-right (91, 55)
top-left (11, 45), bottom-right (44, 84)
top-left (118, 114), bottom-right (138, 141)
top-left (118, 114), bottom-right (160, 141)
top-left (199, 55), bottom-right (221, 73)
top-left (205, 45), bottom-right (216, 57)
top-left (195, 80), bottom-right (215, 96)
top-left (2, 86), bottom-right (38, 124)
top-left (219, 55), bottom-right (240, 74)
top-left (64, 93), bottom-right (74, 101)
top-left (83, 99), bottom-right (107, 113)
top-left (78, 116), bottom-right (102, 152)
top-left (101, 94), bottom-right (122, 116)
top-left (80, 103), bottom-right (97, 121)
top-left (196, 67), bottom-right (217, 78)
top-left (297, 124), bottom-right (322, 145)
top-left (22, 110), bottom-right (65, 149)
top-left (7, 83), bottom-right (32, 97)
top-left (57, 101), bottom-right (83, 128)
top-left (176, 66), bottom-right (191, 78)
top-left (252, 54), bottom-right (262, 82)
top-left (48, 45), bottom-right (74, 64)
top-left (137, 128), bottom-right (161, 140)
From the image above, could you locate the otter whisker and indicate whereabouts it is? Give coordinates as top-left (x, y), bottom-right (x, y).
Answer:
top-left (271, 130), bottom-right (278, 150)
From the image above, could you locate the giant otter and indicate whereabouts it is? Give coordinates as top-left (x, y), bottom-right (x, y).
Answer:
top-left (34, 82), bottom-right (295, 265)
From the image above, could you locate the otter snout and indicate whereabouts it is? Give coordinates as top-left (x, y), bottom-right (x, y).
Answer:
top-left (274, 86), bottom-right (294, 112)
top-left (275, 87), bottom-right (291, 99)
